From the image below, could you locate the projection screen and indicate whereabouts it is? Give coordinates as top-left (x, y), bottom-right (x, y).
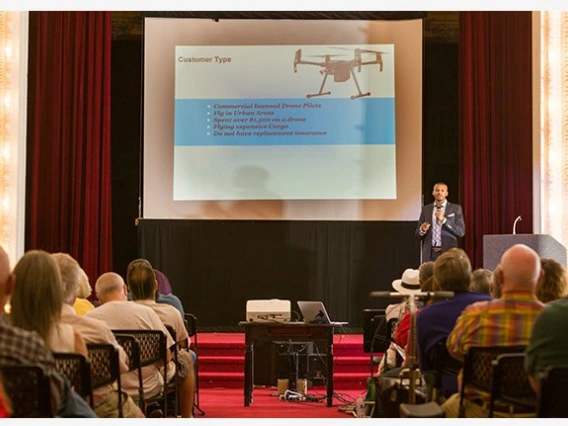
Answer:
top-left (143, 18), bottom-right (423, 220)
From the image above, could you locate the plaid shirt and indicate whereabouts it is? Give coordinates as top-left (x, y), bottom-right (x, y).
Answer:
top-left (0, 313), bottom-right (64, 400)
top-left (447, 292), bottom-right (544, 360)
top-left (446, 292), bottom-right (544, 404)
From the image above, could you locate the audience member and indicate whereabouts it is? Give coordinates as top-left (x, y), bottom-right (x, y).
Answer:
top-left (52, 253), bottom-right (143, 418)
top-left (525, 297), bottom-right (568, 393)
top-left (154, 269), bottom-right (186, 317)
top-left (394, 276), bottom-right (438, 356)
top-left (10, 250), bottom-right (87, 356)
top-left (127, 259), bottom-right (195, 418)
top-left (419, 261), bottom-right (435, 285)
top-left (376, 268), bottom-right (421, 375)
top-left (0, 246), bottom-right (96, 417)
top-left (535, 258), bottom-right (568, 303)
top-left (73, 267), bottom-right (96, 316)
top-left (490, 265), bottom-right (502, 298)
top-left (86, 272), bottom-right (184, 416)
top-left (443, 244), bottom-right (545, 417)
top-left (416, 248), bottom-right (492, 398)
top-left (394, 263), bottom-right (436, 351)
top-left (470, 268), bottom-right (492, 295)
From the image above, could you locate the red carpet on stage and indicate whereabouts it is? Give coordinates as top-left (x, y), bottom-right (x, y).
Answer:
top-left (200, 387), bottom-right (366, 418)
top-left (196, 332), bottom-right (370, 417)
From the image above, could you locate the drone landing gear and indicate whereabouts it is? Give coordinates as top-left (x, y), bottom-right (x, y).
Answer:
top-left (306, 72), bottom-right (332, 99)
top-left (349, 68), bottom-right (371, 100)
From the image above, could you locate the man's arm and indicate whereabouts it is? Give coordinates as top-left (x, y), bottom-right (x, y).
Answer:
top-left (446, 308), bottom-right (473, 362)
top-left (416, 311), bottom-right (431, 372)
top-left (524, 309), bottom-right (550, 395)
top-left (415, 207), bottom-right (430, 239)
top-left (442, 204), bottom-right (465, 238)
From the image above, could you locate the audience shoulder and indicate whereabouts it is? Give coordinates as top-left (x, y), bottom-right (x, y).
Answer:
top-left (463, 298), bottom-right (492, 313)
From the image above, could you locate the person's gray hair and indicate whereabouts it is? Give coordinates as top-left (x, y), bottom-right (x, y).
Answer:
top-left (51, 252), bottom-right (82, 304)
top-left (470, 268), bottom-right (492, 295)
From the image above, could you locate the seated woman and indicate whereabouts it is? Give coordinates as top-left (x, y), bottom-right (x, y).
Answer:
top-left (10, 249), bottom-right (96, 418)
top-left (11, 250), bottom-right (88, 355)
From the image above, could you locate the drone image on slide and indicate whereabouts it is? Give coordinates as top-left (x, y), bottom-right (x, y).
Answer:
top-left (293, 47), bottom-right (386, 100)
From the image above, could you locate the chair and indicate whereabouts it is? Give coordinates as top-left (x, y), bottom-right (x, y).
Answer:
top-left (538, 365), bottom-right (568, 417)
top-left (112, 329), bottom-right (168, 417)
top-left (53, 352), bottom-right (93, 407)
top-left (185, 313), bottom-right (205, 416)
top-left (0, 365), bottom-right (53, 417)
top-left (458, 346), bottom-right (525, 417)
top-left (164, 324), bottom-right (180, 417)
top-left (367, 315), bottom-right (397, 376)
top-left (489, 353), bottom-right (537, 417)
top-left (87, 343), bottom-right (123, 417)
top-left (430, 339), bottom-right (462, 401)
top-left (113, 333), bottom-right (144, 408)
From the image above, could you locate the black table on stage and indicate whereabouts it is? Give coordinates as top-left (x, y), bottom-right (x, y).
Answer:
top-left (238, 321), bottom-right (345, 407)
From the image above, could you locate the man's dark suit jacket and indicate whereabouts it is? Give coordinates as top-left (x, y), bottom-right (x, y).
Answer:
top-left (415, 202), bottom-right (465, 262)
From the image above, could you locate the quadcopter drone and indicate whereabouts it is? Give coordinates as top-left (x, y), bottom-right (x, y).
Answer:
top-left (293, 47), bottom-right (386, 100)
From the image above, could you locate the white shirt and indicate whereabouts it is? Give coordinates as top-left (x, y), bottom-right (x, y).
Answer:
top-left (47, 323), bottom-right (75, 353)
top-left (61, 303), bottom-right (129, 407)
top-left (85, 300), bottom-right (175, 399)
top-left (135, 299), bottom-right (189, 346)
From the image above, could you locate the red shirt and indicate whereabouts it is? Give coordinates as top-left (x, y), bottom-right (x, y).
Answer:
top-left (394, 310), bottom-right (420, 348)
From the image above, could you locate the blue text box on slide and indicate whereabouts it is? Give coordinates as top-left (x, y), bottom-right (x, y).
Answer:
top-left (174, 98), bottom-right (395, 146)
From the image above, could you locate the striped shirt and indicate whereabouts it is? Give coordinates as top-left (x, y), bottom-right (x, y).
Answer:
top-left (447, 292), bottom-right (545, 361)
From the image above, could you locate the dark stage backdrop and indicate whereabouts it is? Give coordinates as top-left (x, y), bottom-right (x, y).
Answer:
top-left (138, 220), bottom-right (419, 327)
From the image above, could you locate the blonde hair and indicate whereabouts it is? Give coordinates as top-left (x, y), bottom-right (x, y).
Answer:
top-left (77, 267), bottom-right (92, 299)
top-left (11, 250), bottom-right (63, 343)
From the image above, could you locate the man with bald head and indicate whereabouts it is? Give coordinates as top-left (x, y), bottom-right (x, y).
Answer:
top-left (86, 272), bottom-right (176, 415)
top-left (442, 244), bottom-right (545, 417)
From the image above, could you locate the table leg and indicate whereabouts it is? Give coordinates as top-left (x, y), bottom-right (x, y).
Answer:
top-left (244, 333), bottom-right (254, 406)
top-left (327, 331), bottom-right (334, 407)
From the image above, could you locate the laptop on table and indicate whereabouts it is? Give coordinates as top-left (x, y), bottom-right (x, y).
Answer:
top-left (297, 301), bottom-right (348, 325)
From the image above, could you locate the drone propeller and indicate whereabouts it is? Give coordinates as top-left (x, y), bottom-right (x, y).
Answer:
top-left (330, 46), bottom-right (388, 54)
top-left (359, 48), bottom-right (388, 55)
top-left (305, 54), bottom-right (345, 58)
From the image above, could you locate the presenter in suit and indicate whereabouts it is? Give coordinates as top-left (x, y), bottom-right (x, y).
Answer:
top-left (415, 182), bottom-right (465, 262)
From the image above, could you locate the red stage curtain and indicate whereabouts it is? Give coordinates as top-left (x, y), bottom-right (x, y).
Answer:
top-left (25, 12), bottom-right (113, 282)
top-left (459, 12), bottom-right (533, 268)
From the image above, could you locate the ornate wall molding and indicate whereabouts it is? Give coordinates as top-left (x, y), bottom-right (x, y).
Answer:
top-left (540, 11), bottom-right (568, 250)
top-left (111, 11), bottom-right (459, 43)
top-left (0, 12), bottom-right (27, 266)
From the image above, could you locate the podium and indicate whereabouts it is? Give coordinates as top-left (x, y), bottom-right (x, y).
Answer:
top-left (483, 234), bottom-right (567, 270)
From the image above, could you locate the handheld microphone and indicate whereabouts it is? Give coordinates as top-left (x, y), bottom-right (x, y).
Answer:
top-left (512, 215), bottom-right (522, 235)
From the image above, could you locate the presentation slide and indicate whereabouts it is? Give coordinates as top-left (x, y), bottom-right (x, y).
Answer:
top-left (173, 44), bottom-right (396, 201)
top-left (143, 18), bottom-right (423, 220)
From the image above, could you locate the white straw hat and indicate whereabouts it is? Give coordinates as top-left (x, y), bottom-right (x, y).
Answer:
top-left (391, 268), bottom-right (421, 294)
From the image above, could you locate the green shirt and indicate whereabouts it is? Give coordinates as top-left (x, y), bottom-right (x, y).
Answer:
top-left (525, 298), bottom-right (568, 381)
